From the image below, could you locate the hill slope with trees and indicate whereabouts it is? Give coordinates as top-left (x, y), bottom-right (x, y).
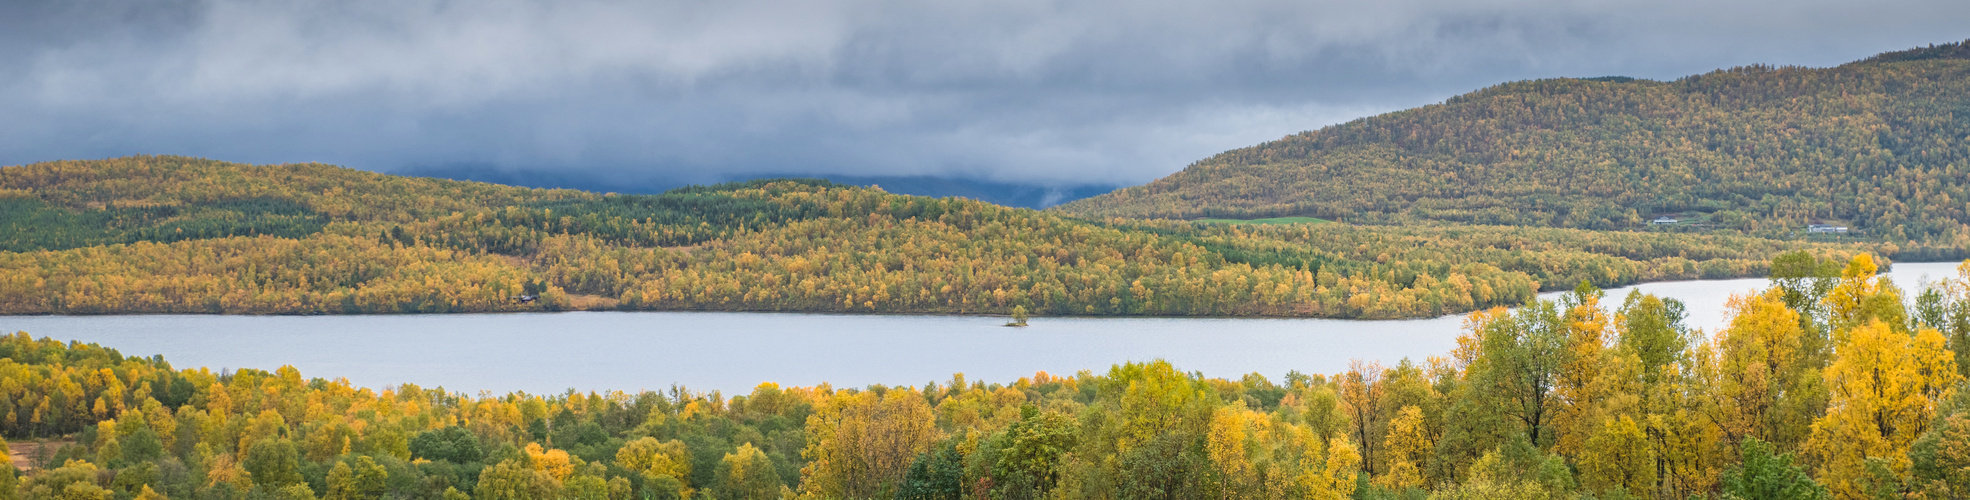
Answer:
top-left (1056, 41), bottom-right (1970, 244)
top-left (0, 156), bottom-right (1898, 318)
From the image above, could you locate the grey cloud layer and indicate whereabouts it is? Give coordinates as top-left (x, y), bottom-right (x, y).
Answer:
top-left (2, 0), bottom-right (1965, 185)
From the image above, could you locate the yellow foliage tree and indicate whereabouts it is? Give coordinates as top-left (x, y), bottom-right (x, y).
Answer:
top-left (799, 388), bottom-right (938, 499)
top-left (1808, 320), bottom-right (1960, 498)
top-left (1297, 437), bottom-right (1360, 500)
top-left (1377, 405), bottom-right (1430, 491)
top-left (1553, 290), bottom-right (1615, 458)
top-left (1700, 291), bottom-right (1825, 451)
top-left (524, 443), bottom-right (575, 482)
top-left (615, 437), bottom-right (692, 481)
top-left (134, 485), bottom-right (169, 500)
top-left (1206, 405), bottom-right (1261, 499)
top-left (1824, 254), bottom-right (1907, 339)
top-left (1578, 415), bottom-right (1655, 498)
top-left (714, 443), bottom-right (783, 500)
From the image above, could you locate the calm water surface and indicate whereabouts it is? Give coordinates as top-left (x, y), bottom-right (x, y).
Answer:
top-left (1, 262), bottom-right (1960, 395)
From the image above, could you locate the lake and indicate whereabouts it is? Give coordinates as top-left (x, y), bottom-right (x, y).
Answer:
top-left (1, 261), bottom-right (1960, 396)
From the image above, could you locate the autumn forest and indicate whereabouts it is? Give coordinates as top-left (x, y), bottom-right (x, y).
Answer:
top-left (9, 36), bottom-right (1970, 500)
top-left (1058, 41), bottom-right (1970, 245)
top-left (0, 156), bottom-right (1902, 320)
top-left (2, 252), bottom-right (1970, 499)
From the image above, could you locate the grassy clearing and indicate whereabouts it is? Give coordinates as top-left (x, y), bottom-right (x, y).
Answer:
top-left (1193, 216), bottom-right (1332, 225)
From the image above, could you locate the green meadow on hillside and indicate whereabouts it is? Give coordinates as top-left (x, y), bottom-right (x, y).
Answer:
top-left (1193, 216), bottom-right (1332, 225)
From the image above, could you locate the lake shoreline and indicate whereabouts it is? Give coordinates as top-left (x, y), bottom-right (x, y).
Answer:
top-left (4, 260), bottom-right (1958, 321)
top-left (1, 262), bottom-right (1960, 394)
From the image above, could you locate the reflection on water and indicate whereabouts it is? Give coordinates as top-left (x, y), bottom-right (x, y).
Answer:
top-left (1, 262), bottom-right (1960, 395)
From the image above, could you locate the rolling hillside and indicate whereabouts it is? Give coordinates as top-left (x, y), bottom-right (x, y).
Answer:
top-left (1056, 41), bottom-right (1970, 244)
top-left (0, 156), bottom-right (1892, 318)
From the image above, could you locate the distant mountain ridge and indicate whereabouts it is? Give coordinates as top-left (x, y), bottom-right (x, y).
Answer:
top-left (1055, 40), bottom-right (1970, 243)
top-left (397, 165), bottom-right (1116, 209)
top-left (816, 175), bottom-right (1118, 209)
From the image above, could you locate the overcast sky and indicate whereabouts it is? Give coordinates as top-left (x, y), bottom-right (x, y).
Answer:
top-left (1, 0), bottom-right (1965, 188)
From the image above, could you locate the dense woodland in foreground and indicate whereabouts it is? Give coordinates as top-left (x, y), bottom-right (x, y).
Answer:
top-left (1057, 41), bottom-right (1970, 245)
top-left (1, 253), bottom-right (1970, 499)
top-left (0, 156), bottom-right (1899, 319)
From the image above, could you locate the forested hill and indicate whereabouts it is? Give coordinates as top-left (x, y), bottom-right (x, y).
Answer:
top-left (1056, 40), bottom-right (1970, 243)
top-left (0, 156), bottom-right (1889, 318)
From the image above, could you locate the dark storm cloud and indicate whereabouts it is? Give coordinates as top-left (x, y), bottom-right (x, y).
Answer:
top-left (1, 0), bottom-right (1965, 186)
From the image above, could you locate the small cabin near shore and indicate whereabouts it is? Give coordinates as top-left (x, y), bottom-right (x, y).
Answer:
top-left (1807, 224), bottom-right (1850, 234)
top-left (1650, 216), bottom-right (1678, 225)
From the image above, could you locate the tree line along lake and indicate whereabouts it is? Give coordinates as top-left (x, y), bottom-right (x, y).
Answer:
top-left (0, 261), bottom-right (1960, 395)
